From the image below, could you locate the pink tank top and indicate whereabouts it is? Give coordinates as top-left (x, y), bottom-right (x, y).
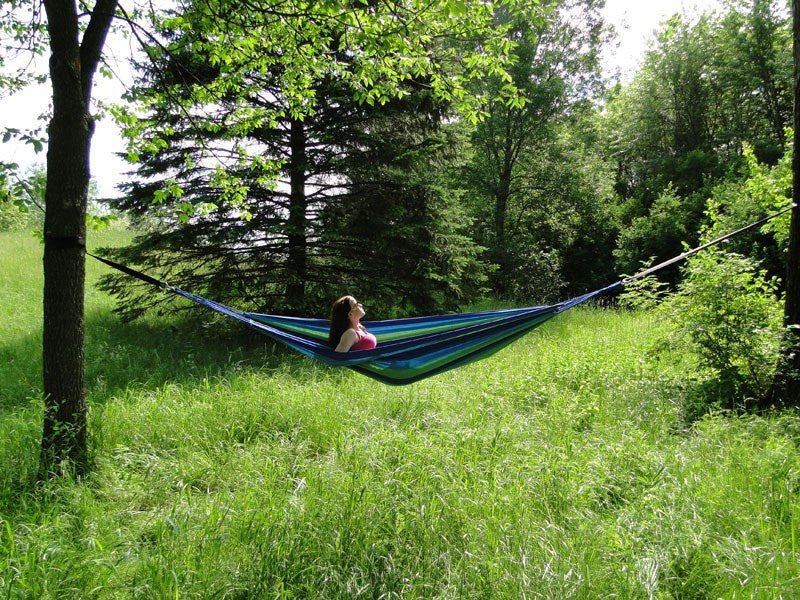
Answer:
top-left (350, 327), bottom-right (377, 351)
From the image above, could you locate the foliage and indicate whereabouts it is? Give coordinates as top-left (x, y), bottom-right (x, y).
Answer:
top-left (0, 165), bottom-right (43, 231)
top-left (702, 141), bottom-right (792, 278)
top-left (492, 126), bottom-right (619, 302)
top-left (662, 247), bottom-right (784, 406)
top-left (319, 128), bottom-right (489, 316)
top-left (0, 2), bottom-right (49, 152)
top-left (0, 179), bottom-right (30, 231)
top-left (655, 143), bottom-right (792, 409)
top-left (617, 273), bottom-right (670, 311)
top-left (462, 116), bottom-right (619, 303)
top-left (462, 0), bottom-right (609, 297)
top-left (613, 185), bottom-right (705, 281)
top-left (102, 30), bottom-right (486, 318)
top-left (0, 164), bottom-right (116, 233)
top-left (712, 0), bottom-right (793, 161)
top-left (614, 135), bottom-right (792, 292)
top-left (600, 16), bottom-right (725, 207)
top-left (99, 0), bottom-right (542, 317)
top-left (501, 243), bottom-right (565, 303)
top-left (545, 120), bottom-right (620, 296)
top-left (115, 0), bottom-right (541, 213)
top-left (0, 198), bottom-right (31, 231)
top-left (600, 0), bottom-right (791, 275)
top-left (615, 140), bottom-right (792, 410)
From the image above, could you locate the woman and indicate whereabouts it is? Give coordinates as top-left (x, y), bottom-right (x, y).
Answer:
top-left (329, 295), bottom-right (377, 352)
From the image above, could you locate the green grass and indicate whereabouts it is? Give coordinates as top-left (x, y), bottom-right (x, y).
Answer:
top-left (2, 229), bottom-right (800, 598)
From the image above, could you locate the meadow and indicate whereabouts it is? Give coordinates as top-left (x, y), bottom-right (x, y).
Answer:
top-left (1, 228), bottom-right (799, 598)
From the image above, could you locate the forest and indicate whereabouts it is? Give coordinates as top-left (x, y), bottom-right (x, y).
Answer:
top-left (2, 0), bottom-right (800, 596)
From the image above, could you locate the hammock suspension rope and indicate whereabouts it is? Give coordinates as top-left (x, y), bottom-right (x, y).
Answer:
top-left (88, 205), bottom-right (795, 385)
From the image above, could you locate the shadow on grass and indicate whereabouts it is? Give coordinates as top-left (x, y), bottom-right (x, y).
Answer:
top-left (1, 307), bottom-right (338, 417)
top-left (0, 308), bottom-right (344, 516)
top-left (672, 377), bottom-right (768, 428)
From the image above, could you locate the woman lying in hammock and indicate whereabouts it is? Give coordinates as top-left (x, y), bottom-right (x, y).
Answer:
top-left (329, 295), bottom-right (378, 352)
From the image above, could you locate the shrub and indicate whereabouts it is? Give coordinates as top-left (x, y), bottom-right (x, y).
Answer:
top-left (0, 198), bottom-right (37, 231)
top-left (663, 248), bottom-right (783, 407)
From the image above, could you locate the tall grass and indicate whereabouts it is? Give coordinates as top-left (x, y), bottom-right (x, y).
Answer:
top-left (1, 229), bottom-right (799, 597)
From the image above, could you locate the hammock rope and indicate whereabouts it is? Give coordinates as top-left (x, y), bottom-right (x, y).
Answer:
top-left (87, 205), bottom-right (795, 385)
top-left (622, 204), bottom-right (795, 282)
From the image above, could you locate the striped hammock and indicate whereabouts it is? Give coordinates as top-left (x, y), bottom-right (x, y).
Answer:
top-left (88, 205), bottom-right (793, 385)
top-left (168, 282), bottom-right (621, 384)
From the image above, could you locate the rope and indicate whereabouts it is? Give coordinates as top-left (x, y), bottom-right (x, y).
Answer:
top-left (86, 251), bottom-right (174, 291)
top-left (84, 204), bottom-right (796, 298)
top-left (621, 204), bottom-right (796, 283)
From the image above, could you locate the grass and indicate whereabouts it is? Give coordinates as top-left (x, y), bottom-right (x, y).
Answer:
top-left (2, 228), bottom-right (800, 598)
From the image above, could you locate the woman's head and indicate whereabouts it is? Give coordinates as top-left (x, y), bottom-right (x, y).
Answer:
top-left (328, 295), bottom-right (365, 347)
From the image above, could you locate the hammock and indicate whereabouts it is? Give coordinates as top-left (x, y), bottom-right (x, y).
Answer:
top-left (89, 206), bottom-right (794, 385)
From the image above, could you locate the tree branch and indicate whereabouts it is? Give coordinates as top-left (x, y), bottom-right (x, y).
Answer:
top-left (79, 0), bottom-right (117, 104)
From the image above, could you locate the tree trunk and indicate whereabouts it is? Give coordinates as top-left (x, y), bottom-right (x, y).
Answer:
top-left (751, 0), bottom-right (787, 147)
top-left (285, 118), bottom-right (307, 312)
top-left (492, 162), bottom-right (512, 296)
top-left (40, 0), bottom-right (116, 477)
top-left (767, 0), bottom-right (800, 407)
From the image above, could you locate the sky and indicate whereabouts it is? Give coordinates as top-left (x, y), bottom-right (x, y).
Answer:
top-left (601, 0), bottom-right (724, 80)
top-left (0, 0), bottom-right (726, 199)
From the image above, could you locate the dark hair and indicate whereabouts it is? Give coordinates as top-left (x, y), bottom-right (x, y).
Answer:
top-left (329, 295), bottom-right (355, 348)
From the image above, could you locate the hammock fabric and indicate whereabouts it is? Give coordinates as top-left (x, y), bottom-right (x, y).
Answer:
top-left (88, 205), bottom-right (794, 385)
top-left (89, 252), bottom-right (622, 384)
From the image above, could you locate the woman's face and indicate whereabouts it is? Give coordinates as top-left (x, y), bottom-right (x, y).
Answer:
top-left (348, 297), bottom-right (366, 319)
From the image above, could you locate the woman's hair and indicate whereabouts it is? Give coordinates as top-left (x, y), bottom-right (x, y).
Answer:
top-left (329, 295), bottom-right (355, 348)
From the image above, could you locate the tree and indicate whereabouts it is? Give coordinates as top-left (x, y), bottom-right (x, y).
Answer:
top-left (319, 107), bottom-right (488, 315)
top-left (768, 0), bottom-right (800, 406)
top-left (462, 0), bottom-right (607, 297)
top-left (602, 14), bottom-right (722, 211)
top-left (102, 47), bottom-right (484, 319)
top-left (714, 0), bottom-right (792, 162)
top-left (0, 0), bottom-right (119, 477)
top-left (602, 2), bottom-right (793, 280)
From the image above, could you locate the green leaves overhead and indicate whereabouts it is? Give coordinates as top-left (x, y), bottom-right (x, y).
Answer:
top-left (152, 0), bottom-right (531, 117)
top-left (113, 0), bottom-right (541, 215)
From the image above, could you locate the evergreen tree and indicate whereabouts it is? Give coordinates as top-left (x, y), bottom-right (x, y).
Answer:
top-left (102, 36), bottom-right (485, 320)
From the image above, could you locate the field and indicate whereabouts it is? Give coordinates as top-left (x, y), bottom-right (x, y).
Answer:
top-left (1, 229), bottom-right (799, 598)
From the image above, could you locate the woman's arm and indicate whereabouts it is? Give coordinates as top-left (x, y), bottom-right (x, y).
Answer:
top-left (334, 328), bottom-right (359, 352)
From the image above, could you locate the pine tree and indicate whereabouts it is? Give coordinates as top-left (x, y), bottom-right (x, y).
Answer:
top-left (101, 36), bottom-right (485, 320)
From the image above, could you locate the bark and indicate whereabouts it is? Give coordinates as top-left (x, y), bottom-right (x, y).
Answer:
top-left (40, 0), bottom-right (117, 477)
top-left (766, 0), bottom-right (800, 407)
top-left (493, 169), bottom-right (510, 289)
top-left (285, 118), bottom-right (307, 312)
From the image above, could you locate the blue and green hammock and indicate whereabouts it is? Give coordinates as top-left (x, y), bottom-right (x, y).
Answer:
top-left (89, 206), bottom-right (793, 385)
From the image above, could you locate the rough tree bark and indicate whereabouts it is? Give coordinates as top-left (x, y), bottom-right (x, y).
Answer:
top-left (767, 0), bottom-right (800, 407)
top-left (39, 0), bottom-right (117, 477)
top-left (285, 118), bottom-right (307, 313)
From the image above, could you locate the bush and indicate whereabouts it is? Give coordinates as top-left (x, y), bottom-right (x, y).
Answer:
top-left (617, 272), bottom-right (669, 311)
top-left (0, 198), bottom-right (37, 232)
top-left (614, 186), bottom-right (705, 282)
top-left (663, 248), bottom-right (784, 407)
